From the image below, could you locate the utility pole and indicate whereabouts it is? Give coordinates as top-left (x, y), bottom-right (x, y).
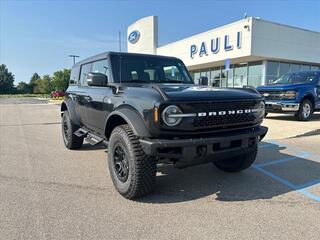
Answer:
top-left (119, 31), bottom-right (121, 52)
top-left (68, 55), bottom-right (80, 65)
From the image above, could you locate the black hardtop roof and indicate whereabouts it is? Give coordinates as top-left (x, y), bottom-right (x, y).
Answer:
top-left (74, 51), bottom-right (181, 67)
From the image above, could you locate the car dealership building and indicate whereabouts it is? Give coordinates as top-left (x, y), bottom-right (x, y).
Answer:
top-left (127, 16), bottom-right (320, 87)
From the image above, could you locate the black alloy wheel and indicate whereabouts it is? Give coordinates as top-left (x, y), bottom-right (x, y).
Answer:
top-left (113, 143), bottom-right (129, 182)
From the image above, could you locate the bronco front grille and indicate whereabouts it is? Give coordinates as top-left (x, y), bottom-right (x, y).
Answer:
top-left (184, 100), bottom-right (259, 128)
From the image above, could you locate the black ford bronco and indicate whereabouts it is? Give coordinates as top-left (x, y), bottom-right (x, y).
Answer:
top-left (61, 52), bottom-right (268, 199)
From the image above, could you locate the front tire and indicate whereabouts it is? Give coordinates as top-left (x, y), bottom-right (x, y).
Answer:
top-left (107, 124), bottom-right (156, 199)
top-left (62, 110), bottom-right (83, 149)
top-left (213, 145), bottom-right (257, 172)
top-left (296, 99), bottom-right (313, 121)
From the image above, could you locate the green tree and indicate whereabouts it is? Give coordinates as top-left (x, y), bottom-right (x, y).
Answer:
top-left (17, 81), bottom-right (32, 94)
top-left (51, 69), bottom-right (70, 92)
top-left (29, 72), bottom-right (40, 93)
top-left (34, 75), bottom-right (51, 94)
top-left (0, 64), bottom-right (15, 94)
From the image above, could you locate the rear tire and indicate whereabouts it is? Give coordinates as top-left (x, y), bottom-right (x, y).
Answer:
top-left (107, 124), bottom-right (156, 199)
top-left (213, 145), bottom-right (257, 172)
top-left (296, 99), bottom-right (313, 121)
top-left (62, 110), bottom-right (83, 149)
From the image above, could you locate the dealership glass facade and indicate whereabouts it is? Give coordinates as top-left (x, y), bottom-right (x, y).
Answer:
top-left (190, 60), bottom-right (320, 87)
top-left (266, 61), bottom-right (320, 84)
top-left (191, 61), bottom-right (263, 87)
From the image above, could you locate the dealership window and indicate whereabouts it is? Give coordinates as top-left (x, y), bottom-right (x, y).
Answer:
top-left (197, 70), bottom-right (210, 84)
top-left (248, 62), bottom-right (263, 87)
top-left (301, 65), bottom-right (311, 71)
top-left (266, 61), bottom-right (278, 84)
top-left (221, 67), bottom-right (227, 87)
top-left (193, 72), bottom-right (200, 84)
top-left (211, 67), bottom-right (221, 87)
top-left (200, 71), bottom-right (208, 77)
top-left (290, 63), bottom-right (301, 73)
top-left (204, 70), bottom-right (211, 79)
top-left (311, 66), bottom-right (320, 71)
top-left (279, 62), bottom-right (290, 76)
top-left (227, 65), bottom-right (234, 87)
top-left (234, 63), bottom-right (248, 87)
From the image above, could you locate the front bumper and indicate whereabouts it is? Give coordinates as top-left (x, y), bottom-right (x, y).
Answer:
top-left (265, 101), bottom-right (300, 112)
top-left (139, 126), bottom-right (268, 168)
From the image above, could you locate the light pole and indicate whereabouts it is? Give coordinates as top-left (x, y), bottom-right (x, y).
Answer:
top-left (68, 55), bottom-right (79, 65)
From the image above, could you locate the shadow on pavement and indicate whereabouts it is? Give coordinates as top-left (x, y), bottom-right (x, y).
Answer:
top-left (139, 141), bottom-right (320, 203)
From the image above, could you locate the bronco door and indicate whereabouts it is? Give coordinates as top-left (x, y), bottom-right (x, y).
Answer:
top-left (77, 62), bottom-right (93, 126)
top-left (83, 58), bottom-right (113, 134)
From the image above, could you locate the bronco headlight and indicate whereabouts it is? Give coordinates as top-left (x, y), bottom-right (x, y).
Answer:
top-left (254, 101), bottom-right (265, 118)
top-left (162, 105), bottom-right (183, 126)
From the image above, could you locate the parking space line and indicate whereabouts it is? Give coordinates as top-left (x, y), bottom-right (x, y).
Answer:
top-left (297, 179), bottom-right (320, 190)
top-left (258, 144), bottom-right (274, 149)
top-left (254, 152), bottom-right (310, 168)
top-left (253, 165), bottom-right (320, 202)
top-left (254, 140), bottom-right (320, 202)
top-left (253, 165), bottom-right (297, 189)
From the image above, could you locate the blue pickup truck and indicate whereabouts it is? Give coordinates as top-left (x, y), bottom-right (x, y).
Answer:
top-left (257, 71), bottom-right (320, 121)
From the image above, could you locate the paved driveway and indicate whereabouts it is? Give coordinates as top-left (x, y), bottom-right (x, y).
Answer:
top-left (1, 98), bottom-right (320, 240)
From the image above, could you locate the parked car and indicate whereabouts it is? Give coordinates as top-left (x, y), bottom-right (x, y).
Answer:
top-left (257, 71), bottom-right (320, 121)
top-left (51, 91), bottom-right (65, 98)
top-left (61, 52), bottom-right (267, 199)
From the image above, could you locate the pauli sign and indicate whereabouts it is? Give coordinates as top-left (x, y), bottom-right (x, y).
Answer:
top-left (190, 31), bottom-right (242, 58)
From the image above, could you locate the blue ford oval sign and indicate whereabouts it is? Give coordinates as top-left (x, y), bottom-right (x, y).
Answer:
top-left (128, 30), bottom-right (140, 44)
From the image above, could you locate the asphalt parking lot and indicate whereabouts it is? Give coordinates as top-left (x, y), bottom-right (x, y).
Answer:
top-left (1, 97), bottom-right (320, 240)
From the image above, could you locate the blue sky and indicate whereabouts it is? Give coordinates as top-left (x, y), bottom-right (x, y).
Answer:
top-left (1, 0), bottom-right (319, 84)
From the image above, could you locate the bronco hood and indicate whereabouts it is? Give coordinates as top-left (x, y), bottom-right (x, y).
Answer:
top-left (156, 84), bottom-right (261, 101)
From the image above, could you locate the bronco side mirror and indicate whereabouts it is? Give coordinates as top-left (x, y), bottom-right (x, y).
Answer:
top-left (87, 72), bottom-right (108, 87)
top-left (199, 76), bottom-right (208, 86)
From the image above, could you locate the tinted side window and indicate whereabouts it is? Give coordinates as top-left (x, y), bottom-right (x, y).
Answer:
top-left (92, 59), bottom-right (109, 75)
top-left (80, 63), bottom-right (92, 86)
top-left (70, 66), bottom-right (79, 85)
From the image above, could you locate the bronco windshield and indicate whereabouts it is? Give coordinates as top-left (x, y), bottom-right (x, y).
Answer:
top-left (272, 71), bottom-right (318, 85)
top-left (111, 55), bottom-right (193, 84)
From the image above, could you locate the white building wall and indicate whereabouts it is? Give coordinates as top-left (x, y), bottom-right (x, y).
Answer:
top-left (126, 16), bottom-right (320, 69)
top-left (127, 16), bottom-right (158, 54)
top-left (157, 18), bottom-right (253, 68)
top-left (251, 18), bottom-right (320, 64)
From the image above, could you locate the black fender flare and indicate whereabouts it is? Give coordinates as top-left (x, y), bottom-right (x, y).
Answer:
top-left (104, 108), bottom-right (151, 139)
top-left (61, 99), bottom-right (80, 125)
